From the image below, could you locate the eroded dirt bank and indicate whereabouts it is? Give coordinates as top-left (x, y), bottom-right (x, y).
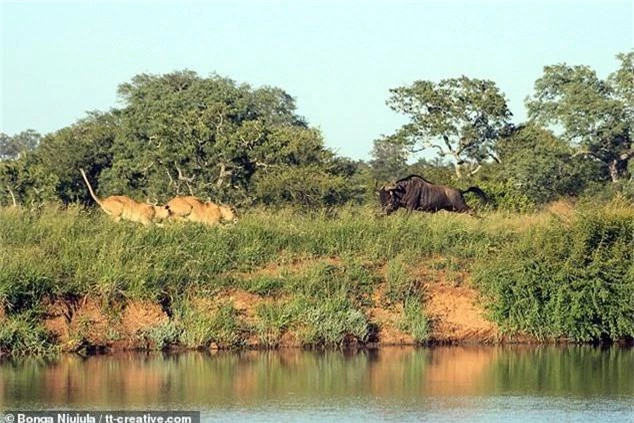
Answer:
top-left (35, 271), bottom-right (506, 352)
top-left (0, 260), bottom-right (524, 354)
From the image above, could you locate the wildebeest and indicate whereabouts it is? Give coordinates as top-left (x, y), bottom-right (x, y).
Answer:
top-left (378, 174), bottom-right (488, 215)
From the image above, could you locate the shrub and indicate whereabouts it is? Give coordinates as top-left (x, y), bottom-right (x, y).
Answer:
top-left (475, 203), bottom-right (634, 341)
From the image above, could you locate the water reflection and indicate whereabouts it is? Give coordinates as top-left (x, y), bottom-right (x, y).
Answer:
top-left (1, 346), bottom-right (632, 410)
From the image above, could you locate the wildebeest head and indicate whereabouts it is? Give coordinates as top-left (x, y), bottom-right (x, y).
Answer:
top-left (378, 183), bottom-right (401, 215)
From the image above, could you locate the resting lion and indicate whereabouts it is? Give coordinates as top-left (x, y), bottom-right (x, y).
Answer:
top-left (166, 195), bottom-right (237, 226)
top-left (80, 169), bottom-right (170, 226)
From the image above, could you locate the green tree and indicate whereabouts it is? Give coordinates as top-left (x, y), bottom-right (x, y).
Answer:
top-left (0, 152), bottom-right (58, 206)
top-left (0, 130), bottom-right (41, 160)
top-left (369, 135), bottom-right (409, 183)
top-left (36, 112), bottom-right (117, 203)
top-left (385, 76), bottom-right (512, 178)
top-left (91, 70), bottom-right (351, 206)
top-left (496, 124), bottom-right (604, 204)
top-left (526, 52), bottom-right (633, 182)
top-left (407, 156), bottom-right (455, 186)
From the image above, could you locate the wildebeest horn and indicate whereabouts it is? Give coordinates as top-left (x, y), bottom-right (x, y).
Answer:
top-left (383, 183), bottom-right (397, 191)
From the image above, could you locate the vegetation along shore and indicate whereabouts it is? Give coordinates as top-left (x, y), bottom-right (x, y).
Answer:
top-left (1, 51), bottom-right (633, 356)
top-left (1, 200), bottom-right (632, 356)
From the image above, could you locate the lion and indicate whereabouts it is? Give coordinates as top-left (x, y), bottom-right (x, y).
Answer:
top-left (166, 195), bottom-right (237, 226)
top-left (80, 169), bottom-right (171, 226)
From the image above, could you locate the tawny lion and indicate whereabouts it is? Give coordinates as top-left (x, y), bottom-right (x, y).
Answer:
top-left (80, 169), bottom-right (171, 226)
top-left (166, 195), bottom-right (237, 226)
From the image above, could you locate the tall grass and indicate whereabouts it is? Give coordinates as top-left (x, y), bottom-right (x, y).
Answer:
top-left (1, 200), bottom-right (632, 354)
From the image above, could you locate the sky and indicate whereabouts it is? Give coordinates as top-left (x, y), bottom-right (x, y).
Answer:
top-left (1, 0), bottom-right (632, 161)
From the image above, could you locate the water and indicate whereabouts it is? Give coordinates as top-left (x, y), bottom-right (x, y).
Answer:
top-left (1, 346), bottom-right (632, 422)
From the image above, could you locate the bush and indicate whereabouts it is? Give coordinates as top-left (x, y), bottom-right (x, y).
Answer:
top-left (474, 203), bottom-right (634, 341)
top-left (0, 313), bottom-right (58, 357)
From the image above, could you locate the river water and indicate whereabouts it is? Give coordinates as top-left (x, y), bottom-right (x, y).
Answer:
top-left (1, 346), bottom-right (632, 422)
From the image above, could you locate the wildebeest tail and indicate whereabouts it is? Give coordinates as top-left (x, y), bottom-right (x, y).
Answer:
top-left (461, 186), bottom-right (489, 203)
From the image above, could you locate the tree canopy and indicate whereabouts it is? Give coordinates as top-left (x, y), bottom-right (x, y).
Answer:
top-left (1, 53), bottom-right (632, 209)
top-left (526, 52), bottom-right (633, 181)
top-left (384, 76), bottom-right (512, 178)
top-left (1, 71), bottom-right (357, 207)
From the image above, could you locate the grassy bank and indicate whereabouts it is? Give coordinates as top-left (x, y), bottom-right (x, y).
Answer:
top-left (1, 200), bottom-right (633, 356)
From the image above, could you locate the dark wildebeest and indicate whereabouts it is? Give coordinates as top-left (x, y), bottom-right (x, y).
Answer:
top-left (378, 174), bottom-right (489, 215)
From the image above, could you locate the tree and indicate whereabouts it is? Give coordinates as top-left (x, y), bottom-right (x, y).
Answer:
top-left (0, 152), bottom-right (58, 206)
top-left (526, 52), bottom-right (633, 182)
top-left (36, 112), bottom-right (117, 203)
top-left (0, 130), bottom-right (41, 160)
top-left (369, 135), bottom-right (409, 182)
top-left (385, 76), bottom-right (512, 178)
top-left (496, 124), bottom-right (604, 204)
top-left (407, 156), bottom-right (455, 186)
top-left (89, 70), bottom-right (351, 206)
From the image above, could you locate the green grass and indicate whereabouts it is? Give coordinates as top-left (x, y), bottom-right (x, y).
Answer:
top-left (1, 200), bottom-right (632, 354)
top-left (0, 312), bottom-right (59, 357)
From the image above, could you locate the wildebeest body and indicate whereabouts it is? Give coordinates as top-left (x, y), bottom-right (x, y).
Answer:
top-left (379, 175), bottom-right (488, 214)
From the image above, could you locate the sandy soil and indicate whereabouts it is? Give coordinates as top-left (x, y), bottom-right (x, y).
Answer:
top-left (29, 260), bottom-right (504, 352)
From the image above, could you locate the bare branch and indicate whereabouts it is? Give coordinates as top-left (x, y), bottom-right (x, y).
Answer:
top-left (454, 165), bottom-right (462, 179)
top-left (149, 135), bottom-right (162, 148)
top-left (216, 163), bottom-right (233, 189)
top-left (469, 164), bottom-right (482, 176)
top-left (215, 112), bottom-right (224, 136)
top-left (176, 167), bottom-right (195, 183)
top-left (442, 135), bottom-right (456, 154)
top-left (7, 187), bottom-right (17, 207)
top-left (141, 162), bottom-right (154, 174)
top-left (165, 170), bottom-right (175, 187)
top-left (240, 131), bottom-right (263, 148)
top-left (426, 143), bottom-right (446, 156)
top-left (572, 150), bottom-right (603, 160)
top-left (176, 167), bottom-right (195, 195)
top-left (254, 161), bottom-right (279, 169)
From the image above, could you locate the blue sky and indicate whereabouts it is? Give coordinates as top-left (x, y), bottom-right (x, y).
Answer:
top-left (1, 0), bottom-right (632, 160)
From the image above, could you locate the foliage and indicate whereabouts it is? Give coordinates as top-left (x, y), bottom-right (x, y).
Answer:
top-left (139, 321), bottom-right (182, 351)
top-left (100, 71), bottom-right (347, 206)
top-left (385, 76), bottom-right (512, 178)
top-left (0, 130), bottom-right (41, 161)
top-left (2, 71), bottom-right (355, 208)
top-left (399, 299), bottom-right (429, 343)
top-left (526, 52), bottom-right (633, 182)
top-left (1, 202), bottom-right (633, 354)
top-left (293, 296), bottom-right (370, 347)
top-left (369, 135), bottom-right (410, 183)
top-left (0, 152), bottom-right (59, 206)
top-left (406, 157), bottom-right (456, 186)
top-left (39, 112), bottom-right (118, 204)
top-left (385, 254), bottom-right (421, 305)
top-left (254, 302), bottom-right (293, 348)
top-left (176, 300), bottom-right (246, 349)
top-left (251, 164), bottom-right (360, 208)
top-left (472, 179), bottom-right (536, 212)
top-left (0, 312), bottom-right (58, 357)
top-left (475, 201), bottom-right (634, 341)
top-left (495, 124), bottom-right (605, 204)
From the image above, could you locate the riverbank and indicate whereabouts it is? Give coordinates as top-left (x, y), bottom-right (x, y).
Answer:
top-left (1, 200), bottom-right (632, 356)
top-left (38, 271), bottom-right (498, 353)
